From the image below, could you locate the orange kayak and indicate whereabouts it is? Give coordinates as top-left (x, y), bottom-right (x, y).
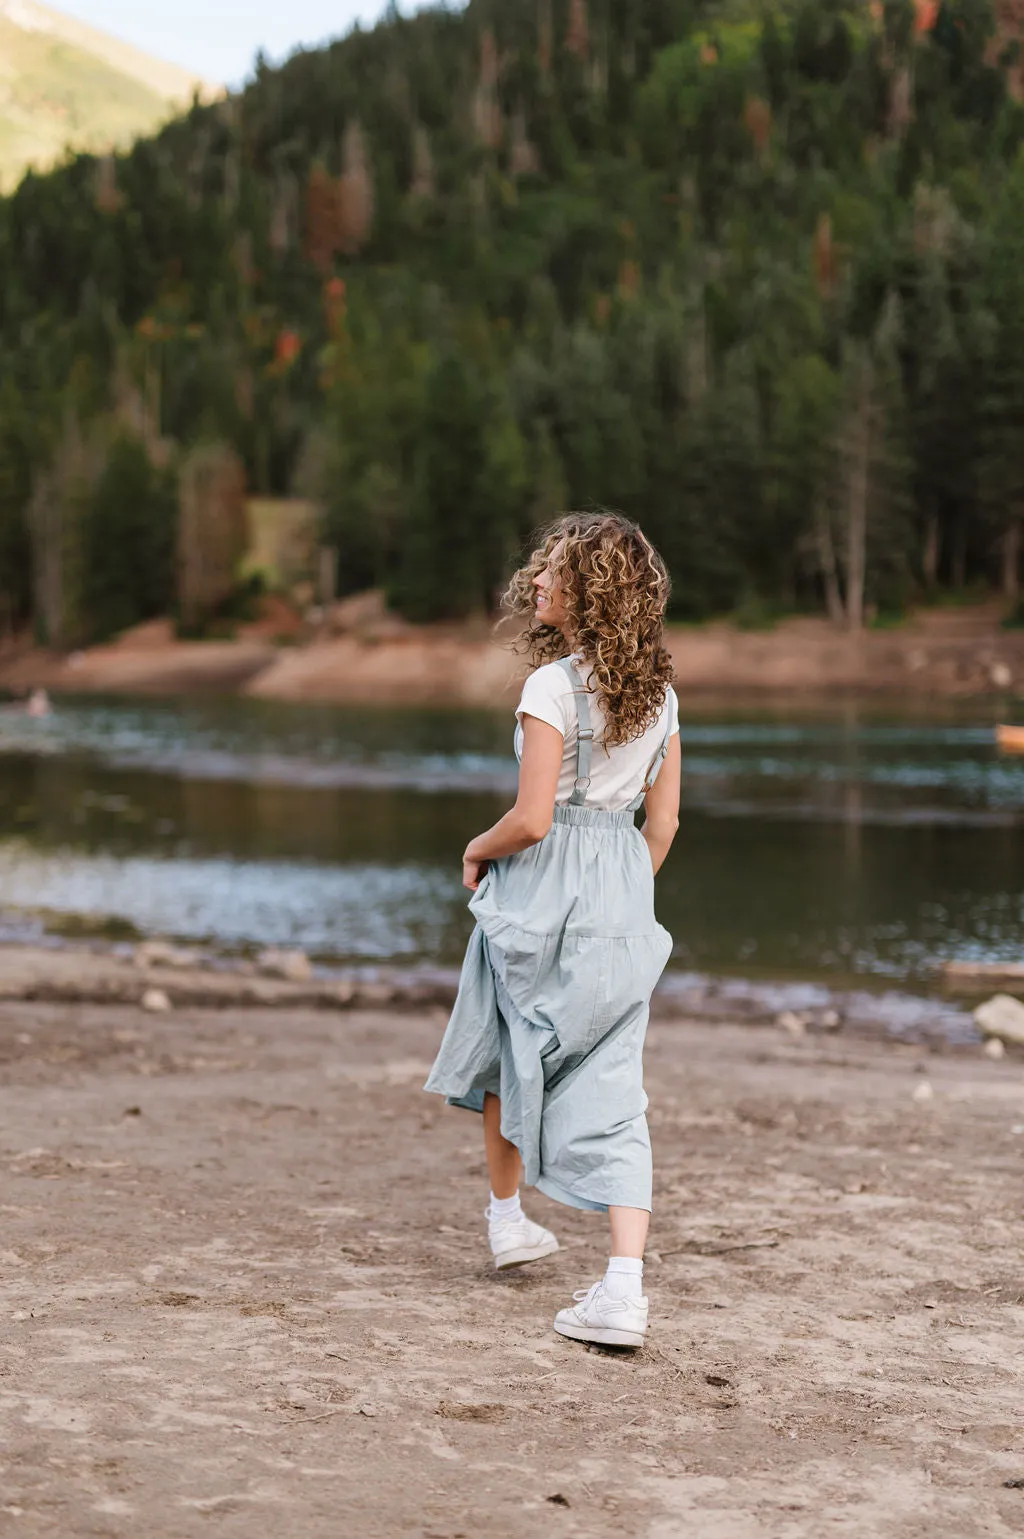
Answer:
top-left (996, 725), bottom-right (1024, 753)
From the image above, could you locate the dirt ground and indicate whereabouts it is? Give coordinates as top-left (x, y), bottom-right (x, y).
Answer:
top-left (0, 999), bottom-right (1022, 1539)
top-left (3, 602), bottom-right (1024, 705)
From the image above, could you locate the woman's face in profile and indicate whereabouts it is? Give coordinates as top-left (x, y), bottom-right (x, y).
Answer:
top-left (533, 540), bottom-right (569, 631)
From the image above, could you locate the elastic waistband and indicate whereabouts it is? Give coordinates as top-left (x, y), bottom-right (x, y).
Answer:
top-left (551, 803), bottom-right (637, 830)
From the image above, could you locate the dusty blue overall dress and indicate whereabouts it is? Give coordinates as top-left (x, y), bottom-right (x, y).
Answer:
top-left (424, 659), bottom-right (674, 1213)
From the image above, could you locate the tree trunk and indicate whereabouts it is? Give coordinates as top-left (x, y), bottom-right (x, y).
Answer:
top-left (923, 507), bottom-right (940, 590)
top-left (816, 505), bottom-right (845, 624)
top-left (845, 359), bottom-right (871, 632)
top-left (317, 545), bottom-right (338, 607)
top-left (951, 525), bottom-right (966, 591)
top-left (1001, 516), bottom-right (1021, 602)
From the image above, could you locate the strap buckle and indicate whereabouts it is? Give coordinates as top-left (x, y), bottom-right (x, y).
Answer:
top-left (578, 727), bottom-right (594, 742)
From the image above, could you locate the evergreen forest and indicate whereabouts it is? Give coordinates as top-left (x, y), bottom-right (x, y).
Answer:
top-left (2, 0), bottom-right (1024, 642)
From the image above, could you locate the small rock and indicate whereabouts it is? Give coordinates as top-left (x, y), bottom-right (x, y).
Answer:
top-left (123, 1106), bottom-right (142, 1117)
top-left (983, 1037), bottom-right (1006, 1060)
top-left (776, 1010), bottom-right (806, 1038)
top-left (141, 988), bottom-right (171, 1013)
top-left (134, 939), bottom-right (197, 970)
top-left (819, 1009), bottom-right (841, 1031)
top-left (990, 662), bottom-right (1013, 689)
top-left (973, 994), bottom-right (1024, 1047)
top-left (912, 1080), bottom-right (934, 1103)
top-left (546, 1494), bottom-right (571, 1508)
top-left (333, 980), bottom-right (356, 1005)
top-left (257, 948), bottom-right (312, 983)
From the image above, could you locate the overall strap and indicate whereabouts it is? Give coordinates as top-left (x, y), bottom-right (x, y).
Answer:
top-left (557, 657), bottom-right (594, 805)
top-left (626, 701), bottom-right (675, 812)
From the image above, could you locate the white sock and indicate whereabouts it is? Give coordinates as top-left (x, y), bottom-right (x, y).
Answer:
top-left (604, 1256), bottom-right (644, 1300)
top-left (488, 1191), bottom-right (522, 1224)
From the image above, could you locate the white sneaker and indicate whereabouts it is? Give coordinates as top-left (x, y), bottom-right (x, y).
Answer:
top-left (486, 1207), bottom-right (559, 1270)
top-left (553, 1281), bottom-right (648, 1348)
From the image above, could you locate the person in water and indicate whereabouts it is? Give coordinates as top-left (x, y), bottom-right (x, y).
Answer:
top-left (425, 512), bottom-right (681, 1349)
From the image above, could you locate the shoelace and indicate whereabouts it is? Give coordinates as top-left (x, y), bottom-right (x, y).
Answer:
top-left (571, 1283), bottom-right (604, 1312)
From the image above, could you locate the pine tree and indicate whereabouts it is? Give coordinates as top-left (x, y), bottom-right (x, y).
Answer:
top-left (980, 154), bottom-right (1024, 602)
top-left (391, 353), bottom-right (489, 621)
top-left (81, 434), bottom-right (178, 640)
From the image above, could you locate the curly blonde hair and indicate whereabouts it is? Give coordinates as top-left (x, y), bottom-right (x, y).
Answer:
top-left (504, 512), bottom-right (674, 747)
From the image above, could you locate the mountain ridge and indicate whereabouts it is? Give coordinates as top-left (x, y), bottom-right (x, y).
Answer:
top-left (0, 0), bottom-right (220, 187)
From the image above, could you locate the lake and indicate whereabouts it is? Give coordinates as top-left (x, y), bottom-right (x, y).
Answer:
top-left (1, 693), bottom-right (1022, 996)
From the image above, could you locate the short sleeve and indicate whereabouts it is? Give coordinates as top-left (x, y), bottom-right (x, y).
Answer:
top-left (666, 686), bottom-right (680, 738)
top-left (516, 663), bottom-right (574, 737)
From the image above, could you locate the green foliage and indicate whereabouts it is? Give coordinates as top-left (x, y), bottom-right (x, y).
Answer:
top-left (2, 0), bottom-right (1024, 632)
top-left (390, 353), bottom-right (491, 622)
top-left (0, 382), bottom-right (34, 628)
top-left (1001, 596), bottom-right (1024, 629)
top-left (80, 435), bottom-right (178, 641)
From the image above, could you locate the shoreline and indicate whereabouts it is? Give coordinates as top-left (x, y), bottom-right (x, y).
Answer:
top-left (2, 603), bottom-right (1024, 705)
top-left (1, 986), bottom-right (1021, 1535)
top-left (0, 939), bottom-right (999, 1048)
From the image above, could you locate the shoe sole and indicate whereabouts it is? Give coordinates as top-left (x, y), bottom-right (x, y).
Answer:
top-left (553, 1319), bottom-right (646, 1349)
top-left (494, 1238), bottom-right (559, 1270)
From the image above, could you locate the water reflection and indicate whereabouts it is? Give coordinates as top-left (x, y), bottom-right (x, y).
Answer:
top-left (1, 692), bottom-right (1023, 981)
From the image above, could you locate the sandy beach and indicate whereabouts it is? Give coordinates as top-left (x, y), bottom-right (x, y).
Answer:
top-left (1, 960), bottom-right (1022, 1538)
top-left (2, 603), bottom-right (1024, 705)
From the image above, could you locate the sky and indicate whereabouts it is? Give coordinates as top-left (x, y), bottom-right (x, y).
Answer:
top-left (56, 2), bottom-right (432, 88)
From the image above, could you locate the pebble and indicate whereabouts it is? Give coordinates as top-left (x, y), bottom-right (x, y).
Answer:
top-left (257, 948), bottom-right (312, 983)
top-left (141, 988), bottom-right (172, 1013)
top-left (776, 1010), bottom-right (806, 1038)
top-left (134, 940), bottom-right (198, 970)
top-left (912, 1080), bottom-right (934, 1103)
top-left (983, 1037), bottom-right (1006, 1060)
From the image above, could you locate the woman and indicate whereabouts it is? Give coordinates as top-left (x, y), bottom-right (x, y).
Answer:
top-left (425, 512), bottom-right (681, 1348)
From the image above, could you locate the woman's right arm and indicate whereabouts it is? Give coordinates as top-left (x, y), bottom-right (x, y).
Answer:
top-left (641, 734), bottom-right (681, 876)
top-left (461, 714), bottom-right (563, 889)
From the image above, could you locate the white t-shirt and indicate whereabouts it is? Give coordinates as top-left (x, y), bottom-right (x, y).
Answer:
top-left (514, 658), bottom-right (679, 812)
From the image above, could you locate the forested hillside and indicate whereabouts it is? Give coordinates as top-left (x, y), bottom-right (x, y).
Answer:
top-left (2, 0), bottom-right (1024, 643)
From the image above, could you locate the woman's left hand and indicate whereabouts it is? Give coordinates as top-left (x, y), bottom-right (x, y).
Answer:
top-left (462, 856), bottom-right (489, 891)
